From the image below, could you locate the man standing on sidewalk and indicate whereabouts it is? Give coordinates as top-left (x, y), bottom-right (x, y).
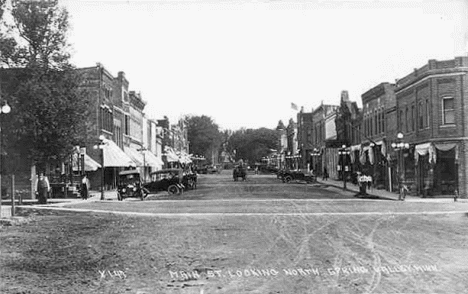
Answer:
top-left (35, 172), bottom-right (50, 204)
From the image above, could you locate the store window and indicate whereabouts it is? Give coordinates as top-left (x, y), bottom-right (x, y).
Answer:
top-left (442, 97), bottom-right (455, 125)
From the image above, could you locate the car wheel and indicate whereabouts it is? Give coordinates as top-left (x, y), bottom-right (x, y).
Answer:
top-left (168, 185), bottom-right (180, 195)
top-left (284, 176), bottom-right (292, 183)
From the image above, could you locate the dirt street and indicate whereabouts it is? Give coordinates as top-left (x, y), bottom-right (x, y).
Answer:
top-left (1, 172), bottom-right (468, 294)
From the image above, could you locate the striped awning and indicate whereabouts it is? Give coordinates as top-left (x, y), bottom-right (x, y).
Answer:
top-left (124, 146), bottom-right (144, 166)
top-left (84, 154), bottom-right (101, 171)
top-left (102, 139), bottom-right (136, 167)
top-left (165, 150), bottom-right (179, 162)
top-left (143, 150), bottom-right (164, 167)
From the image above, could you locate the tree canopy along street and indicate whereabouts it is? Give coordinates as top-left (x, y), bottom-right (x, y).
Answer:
top-left (2, 171), bottom-right (468, 294)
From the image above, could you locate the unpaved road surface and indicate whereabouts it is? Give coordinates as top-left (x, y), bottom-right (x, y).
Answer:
top-left (1, 173), bottom-right (468, 294)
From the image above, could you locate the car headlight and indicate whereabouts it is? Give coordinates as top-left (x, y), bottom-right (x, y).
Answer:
top-left (122, 188), bottom-right (126, 193)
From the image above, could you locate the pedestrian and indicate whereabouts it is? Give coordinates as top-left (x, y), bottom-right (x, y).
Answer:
top-left (81, 174), bottom-right (91, 200)
top-left (322, 167), bottom-right (329, 180)
top-left (35, 172), bottom-right (50, 204)
top-left (255, 166), bottom-right (259, 175)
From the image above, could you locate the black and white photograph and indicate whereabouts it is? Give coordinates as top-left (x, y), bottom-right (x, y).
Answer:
top-left (1, 0), bottom-right (468, 293)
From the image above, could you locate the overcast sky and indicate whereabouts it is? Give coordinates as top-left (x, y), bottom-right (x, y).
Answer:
top-left (62, 0), bottom-right (468, 130)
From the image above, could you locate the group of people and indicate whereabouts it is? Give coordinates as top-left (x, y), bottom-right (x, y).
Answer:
top-left (35, 172), bottom-right (91, 204)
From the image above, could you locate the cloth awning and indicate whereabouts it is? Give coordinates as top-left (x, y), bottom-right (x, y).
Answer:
top-left (434, 142), bottom-right (459, 164)
top-left (179, 152), bottom-right (192, 164)
top-left (165, 150), bottom-right (179, 162)
top-left (84, 154), bottom-right (101, 171)
top-left (143, 150), bottom-right (164, 167)
top-left (124, 146), bottom-right (144, 166)
top-left (414, 142), bottom-right (436, 164)
top-left (350, 144), bottom-right (361, 151)
top-left (102, 139), bottom-right (136, 167)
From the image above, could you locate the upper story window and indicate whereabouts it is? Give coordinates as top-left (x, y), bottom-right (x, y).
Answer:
top-left (399, 109), bottom-right (404, 133)
top-left (405, 107), bottom-right (409, 133)
top-left (425, 99), bottom-right (430, 127)
top-left (418, 102), bottom-right (424, 129)
top-left (442, 97), bottom-right (455, 125)
top-left (124, 115), bottom-right (130, 135)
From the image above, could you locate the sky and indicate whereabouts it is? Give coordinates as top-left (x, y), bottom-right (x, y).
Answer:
top-left (61, 0), bottom-right (468, 130)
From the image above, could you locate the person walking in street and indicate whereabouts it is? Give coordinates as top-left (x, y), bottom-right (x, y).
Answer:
top-left (81, 174), bottom-right (91, 200)
top-left (35, 172), bottom-right (50, 204)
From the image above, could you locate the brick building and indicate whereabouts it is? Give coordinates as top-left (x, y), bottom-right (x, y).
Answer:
top-left (296, 107), bottom-right (313, 170)
top-left (310, 104), bottom-right (339, 177)
top-left (393, 56), bottom-right (468, 198)
top-left (360, 83), bottom-right (396, 190)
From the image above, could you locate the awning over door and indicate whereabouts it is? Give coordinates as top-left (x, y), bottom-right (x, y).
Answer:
top-left (84, 154), bottom-right (101, 171)
top-left (143, 150), bottom-right (164, 167)
top-left (102, 139), bottom-right (136, 167)
top-left (124, 146), bottom-right (144, 166)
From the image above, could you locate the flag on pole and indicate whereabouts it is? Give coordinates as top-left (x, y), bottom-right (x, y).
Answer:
top-left (291, 102), bottom-right (298, 111)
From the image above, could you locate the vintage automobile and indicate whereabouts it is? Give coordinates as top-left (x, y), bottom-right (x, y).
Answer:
top-left (276, 168), bottom-right (286, 179)
top-left (143, 169), bottom-right (186, 195)
top-left (281, 169), bottom-right (316, 184)
top-left (182, 170), bottom-right (198, 190)
top-left (117, 170), bottom-right (148, 201)
top-left (233, 165), bottom-right (247, 181)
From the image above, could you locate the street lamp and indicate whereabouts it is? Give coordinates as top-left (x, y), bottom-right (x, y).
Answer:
top-left (391, 132), bottom-right (410, 200)
top-left (310, 148), bottom-right (320, 173)
top-left (338, 144), bottom-right (350, 190)
top-left (0, 99), bottom-right (11, 214)
top-left (93, 135), bottom-right (105, 200)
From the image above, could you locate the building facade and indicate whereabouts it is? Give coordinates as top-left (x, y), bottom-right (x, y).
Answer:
top-left (393, 56), bottom-right (468, 197)
top-left (360, 83), bottom-right (396, 190)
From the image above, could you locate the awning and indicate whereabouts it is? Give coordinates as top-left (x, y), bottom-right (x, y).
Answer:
top-left (434, 142), bottom-right (459, 164)
top-left (84, 154), bottom-right (101, 171)
top-left (143, 150), bottom-right (164, 167)
top-left (124, 146), bottom-right (144, 166)
top-left (165, 150), bottom-right (179, 162)
top-left (350, 144), bottom-right (361, 151)
top-left (179, 152), bottom-right (192, 164)
top-left (414, 142), bottom-right (436, 165)
top-left (102, 139), bottom-right (136, 167)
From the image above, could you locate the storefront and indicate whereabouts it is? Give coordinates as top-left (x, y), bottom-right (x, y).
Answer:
top-left (413, 142), bottom-right (459, 197)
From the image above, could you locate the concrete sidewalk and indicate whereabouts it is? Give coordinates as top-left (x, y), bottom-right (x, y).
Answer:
top-left (316, 178), bottom-right (466, 203)
top-left (0, 190), bottom-right (118, 217)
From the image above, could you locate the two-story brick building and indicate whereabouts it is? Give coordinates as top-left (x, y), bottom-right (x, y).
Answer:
top-left (394, 56), bottom-right (468, 197)
top-left (360, 83), bottom-right (396, 190)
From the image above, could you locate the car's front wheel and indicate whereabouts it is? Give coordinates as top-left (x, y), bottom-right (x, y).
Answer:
top-left (284, 175), bottom-right (293, 183)
top-left (168, 185), bottom-right (180, 195)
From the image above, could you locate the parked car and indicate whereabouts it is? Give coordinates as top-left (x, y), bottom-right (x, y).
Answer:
top-left (206, 165), bottom-right (219, 174)
top-left (117, 170), bottom-right (148, 201)
top-left (143, 169), bottom-right (186, 195)
top-left (195, 166), bottom-right (208, 174)
top-left (182, 170), bottom-right (198, 190)
top-left (281, 169), bottom-right (316, 184)
top-left (276, 168), bottom-right (286, 179)
top-left (233, 165), bottom-right (247, 181)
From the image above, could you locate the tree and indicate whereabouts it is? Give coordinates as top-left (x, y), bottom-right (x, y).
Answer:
top-left (2, 0), bottom-right (70, 69)
top-left (186, 115), bottom-right (222, 164)
top-left (0, 0), bottom-right (91, 173)
top-left (227, 128), bottom-right (277, 165)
